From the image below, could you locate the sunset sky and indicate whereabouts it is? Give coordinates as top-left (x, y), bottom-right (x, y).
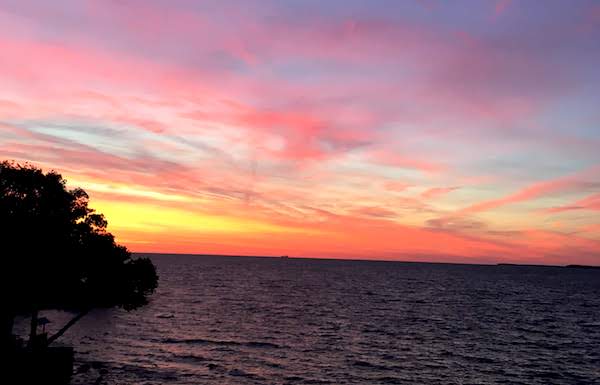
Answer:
top-left (1, 0), bottom-right (599, 264)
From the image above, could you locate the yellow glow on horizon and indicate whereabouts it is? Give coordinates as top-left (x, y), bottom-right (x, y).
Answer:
top-left (70, 179), bottom-right (195, 203)
top-left (90, 199), bottom-right (312, 236)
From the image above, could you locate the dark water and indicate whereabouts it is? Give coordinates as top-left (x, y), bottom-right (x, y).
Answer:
top-left (16, 254), bottom-right (600, 384)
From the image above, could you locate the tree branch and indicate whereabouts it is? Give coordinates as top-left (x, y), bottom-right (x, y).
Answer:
top-left (46, 309), bottom-right (90, 346)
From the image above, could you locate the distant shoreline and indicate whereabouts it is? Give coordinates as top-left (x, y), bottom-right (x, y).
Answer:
top-left (564, 264), bottom-right (600, 269)
top-left (133, 252), bottom-right (600, 268)
top-left (498, 263), bottom-right (600, 269)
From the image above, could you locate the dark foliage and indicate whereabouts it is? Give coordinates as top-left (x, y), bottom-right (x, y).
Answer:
top-left (0, 161), bottom-right (158, 345)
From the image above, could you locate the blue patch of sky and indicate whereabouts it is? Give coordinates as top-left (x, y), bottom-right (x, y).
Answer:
top-left (10, 120), bottom-right (141, 158)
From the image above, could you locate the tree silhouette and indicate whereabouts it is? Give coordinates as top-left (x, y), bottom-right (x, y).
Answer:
top-left (0, 161), bottom-right (158, 349)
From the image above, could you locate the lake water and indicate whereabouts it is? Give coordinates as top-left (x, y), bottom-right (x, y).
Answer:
top-left (15, 254), bottom-right (600, 384)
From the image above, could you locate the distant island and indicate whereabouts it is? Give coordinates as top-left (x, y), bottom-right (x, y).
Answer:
top-left (497, 263), bottom-right (600, 269)
top-left (496, 263), bottom-right (556, 268)
top-left (565, 265), bottom-right (600, 270)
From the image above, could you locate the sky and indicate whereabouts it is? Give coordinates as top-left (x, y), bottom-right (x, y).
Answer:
top-left (1, 0), bottom-right (599, 265)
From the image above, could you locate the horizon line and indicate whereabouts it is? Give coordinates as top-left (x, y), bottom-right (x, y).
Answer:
top-left (131, 252), bottom-right (600, 268)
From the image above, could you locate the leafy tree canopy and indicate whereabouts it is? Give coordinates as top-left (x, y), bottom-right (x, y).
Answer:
top-left (0, 161), bottom-right (158, 327)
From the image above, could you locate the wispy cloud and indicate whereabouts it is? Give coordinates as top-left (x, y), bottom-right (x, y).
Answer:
top-left (459, 166), bottom-right (600, 215)
top-left (545, 192), bottom-right (600, 213)
top-left (421, 186), bottom-right (460, 199)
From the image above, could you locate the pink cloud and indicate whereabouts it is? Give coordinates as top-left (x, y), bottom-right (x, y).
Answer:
top-left (460, 165), bottom-right (600, 215)
top-left (421, 186), bottom-right (460, 199)
top-left (383, 181), bottom-right (412, 192)
top-left (494, 0), bottom-right (512, 17)
top-left (115, 116), bottom-right (167, 134)
top-left (545, 192), bottom-right (600, 213)
top-left (0, 4), bottom-right (568, 165)
top-left (351, 206), bottom-right (397, 219)
top-left (579, 223), bottom-right (600, 236)
top-left (368, 149), bottom-right (446, 173)
top-left (578, 4), bottom-right (600, 33)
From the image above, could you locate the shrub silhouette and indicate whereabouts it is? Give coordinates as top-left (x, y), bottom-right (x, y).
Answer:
top-left (0, 161), bottom-right (158, 348)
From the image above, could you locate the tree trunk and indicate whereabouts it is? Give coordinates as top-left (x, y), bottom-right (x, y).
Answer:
top-left (1, 312), bottom-right (15, 347)
top-left (46, 309), bottom-right (90, 347)
top-left (28, 308), bottom-right (38, 348)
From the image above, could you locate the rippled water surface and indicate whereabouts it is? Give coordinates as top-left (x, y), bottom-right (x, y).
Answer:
top-left (16, 255), bottom-right (600, 384)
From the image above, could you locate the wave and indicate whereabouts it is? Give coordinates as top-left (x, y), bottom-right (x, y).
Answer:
top-left (158, 337), bottom-right (283, 349)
